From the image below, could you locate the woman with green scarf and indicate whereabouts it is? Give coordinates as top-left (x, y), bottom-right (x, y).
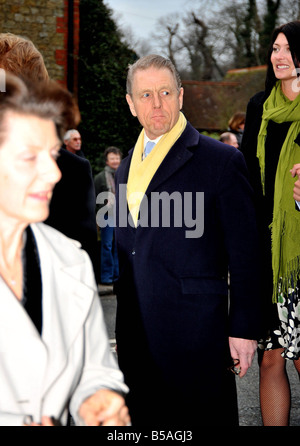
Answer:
top-left (241, 21), bottom-right (300, 426)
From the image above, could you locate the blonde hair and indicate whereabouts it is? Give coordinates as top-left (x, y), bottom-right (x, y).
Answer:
top-left (0, 33), bottom-right (49, 82)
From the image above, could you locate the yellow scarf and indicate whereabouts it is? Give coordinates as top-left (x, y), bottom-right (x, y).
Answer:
top-left (127, 112), bottom-right (187, 226)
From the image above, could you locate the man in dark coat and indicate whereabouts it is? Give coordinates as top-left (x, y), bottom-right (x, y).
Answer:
top-left (114, 55), bottom-right (261, 427)
top-left (45, 148), bottom-right (98, 280)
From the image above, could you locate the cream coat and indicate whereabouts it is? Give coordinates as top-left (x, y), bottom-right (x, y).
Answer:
top-left (0, 223), bottom-right (127, 426)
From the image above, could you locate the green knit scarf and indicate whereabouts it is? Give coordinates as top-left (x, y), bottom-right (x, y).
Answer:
top-left (257, 81), bottom-right (300, 302)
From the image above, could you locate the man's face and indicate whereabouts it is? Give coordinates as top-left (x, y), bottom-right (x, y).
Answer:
top-left (229, 134), bottom-right (239, 149)
top-left (126, 67), bottom-right (184, 140)
top-left (65, 131), bottom-right (81, 153)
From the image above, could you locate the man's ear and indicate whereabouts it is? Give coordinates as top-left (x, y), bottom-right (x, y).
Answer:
top-left (126, 94), bottom-right (137, 117)
top-left (179, 87), bottom-right (184, 110)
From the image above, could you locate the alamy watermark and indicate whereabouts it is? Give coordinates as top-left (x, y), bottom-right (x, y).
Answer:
top-left (0, 69), bottom-right (6, 92)
top-left (96, 185), bottom-right (204, 239)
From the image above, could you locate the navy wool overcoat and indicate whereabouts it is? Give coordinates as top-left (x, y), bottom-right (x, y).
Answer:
top-left (114, 122), bottom-right (261, 426)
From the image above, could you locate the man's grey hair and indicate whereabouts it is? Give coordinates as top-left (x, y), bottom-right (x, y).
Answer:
top-left (126, 54), bottom-right (182, 96)
top-left (63, 128), bottom-right (80, 142)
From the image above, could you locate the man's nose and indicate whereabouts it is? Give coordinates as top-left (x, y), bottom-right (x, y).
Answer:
top-left (152, 93), bottom-right (162, 108)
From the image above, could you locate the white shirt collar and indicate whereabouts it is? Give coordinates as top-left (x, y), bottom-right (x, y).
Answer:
top-left (144, 134), bottom-right (163, 149)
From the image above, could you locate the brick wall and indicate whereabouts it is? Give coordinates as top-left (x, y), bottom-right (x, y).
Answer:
top-left (0, 0), bottom-right (79, 92)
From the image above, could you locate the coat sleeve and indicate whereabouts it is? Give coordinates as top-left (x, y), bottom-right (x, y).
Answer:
top-left (0, 413), bottom-right (27, 426)
top-left (240, 91), bottom-right (265, 203)
top-left (69, 290), bottom-right (128, 425)
top-left (217, 148), bottom-right (262, 340)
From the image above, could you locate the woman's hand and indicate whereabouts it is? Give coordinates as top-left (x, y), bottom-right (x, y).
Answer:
top-left (79, 389), bottom-right (130, 426)
top-left (290, 164), bottom-right (300, 201)
top-left (25, 416), bottom-right (54, 426)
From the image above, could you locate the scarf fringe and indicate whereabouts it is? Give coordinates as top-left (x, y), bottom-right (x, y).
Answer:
top-left (273, 256), bottom-right (300, 303)
top-left (270, 210), bottom-right (300, 303)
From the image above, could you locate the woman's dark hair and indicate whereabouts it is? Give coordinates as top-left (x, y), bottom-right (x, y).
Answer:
top-left (104, 146), bottom-right (122, 160)
top-left (0, 72), bottom-right (80, 143)
top-left (265, 20), bottom-right (300, 96)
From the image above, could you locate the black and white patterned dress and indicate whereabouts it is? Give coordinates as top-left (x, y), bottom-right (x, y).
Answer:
top-left (259, 281), bottom-right (300, 360)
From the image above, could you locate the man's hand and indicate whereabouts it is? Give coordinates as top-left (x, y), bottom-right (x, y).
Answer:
top-left (79, 389), bottom-right (130, 426)
top-left (290, 164), bottom-right (300, 201)
top-left (229, 337), bottom-right (257, 378)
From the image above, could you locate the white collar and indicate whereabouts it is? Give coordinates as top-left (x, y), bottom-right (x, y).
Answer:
top-left (143, 134), bottom-right (163, 149)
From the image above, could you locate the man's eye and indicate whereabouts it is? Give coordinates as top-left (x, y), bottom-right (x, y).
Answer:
top-left (143, 93), bottom-right (150, 98)
top-left (162, 91), bottom-right (170, 96)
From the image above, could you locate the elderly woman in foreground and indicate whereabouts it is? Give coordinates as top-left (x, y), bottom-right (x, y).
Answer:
top-left (0, 73), bottom-right (129, 426)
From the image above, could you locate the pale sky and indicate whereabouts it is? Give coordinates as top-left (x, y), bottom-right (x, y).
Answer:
top-left (104, 0), bottom-right (192, 43)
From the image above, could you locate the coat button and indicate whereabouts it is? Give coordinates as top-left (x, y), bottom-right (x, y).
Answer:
top-left (131, 249), bottom-right (136, 255)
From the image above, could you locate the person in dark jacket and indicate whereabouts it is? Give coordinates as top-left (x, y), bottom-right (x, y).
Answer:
top-left (45, 147), bottom-right (98, 279)
top-left (241, 21), bottom-right (300, 426)
top-left (114, 54), bottom-right (260, 427)
top-left (63, 129), bottom-right (83, 156)
top-left (94, 146), bottom-right (122, 284)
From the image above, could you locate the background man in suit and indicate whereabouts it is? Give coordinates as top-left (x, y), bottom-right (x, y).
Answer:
top-left (114, 54), bottom-right (261, 426)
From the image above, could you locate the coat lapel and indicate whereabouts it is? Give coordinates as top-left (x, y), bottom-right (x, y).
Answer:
top-left (145, 132), bottom-right (195, 195)
top-left (0, 224), bottom-right (96, 420)
top-left (116, 148), bottom-right (133, 185)
top-left (30, 224), bottom-right (95, 394)
top-left (0, 280), bottom-right (48, 419)
top-left (118, 123), bottom-right (199, 195)
top-left (0, 280), bottom-right (41, 340)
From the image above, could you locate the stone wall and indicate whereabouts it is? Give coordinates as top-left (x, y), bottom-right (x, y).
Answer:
top-left (0, 0), bottom-right (69, 85)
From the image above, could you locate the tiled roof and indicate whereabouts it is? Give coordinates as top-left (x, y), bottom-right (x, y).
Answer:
top-left (182, 66), bottom-right (267, 131)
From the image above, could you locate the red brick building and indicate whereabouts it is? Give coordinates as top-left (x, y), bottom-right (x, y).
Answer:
top-left (56, 0), bottom-right (80, 95)
top-left (0, 0), bottom-right (79, 95)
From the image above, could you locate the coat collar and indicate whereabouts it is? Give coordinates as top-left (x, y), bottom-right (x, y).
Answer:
top-left (0, 223), bottom-right (96, 397)
top-left (117, 122), bottom-right (200, 195)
